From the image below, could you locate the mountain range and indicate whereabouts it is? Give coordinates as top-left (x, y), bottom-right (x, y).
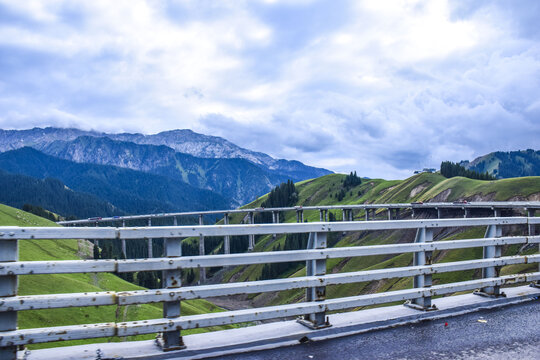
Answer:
top-left (0, 127), bottom-right (331, 206)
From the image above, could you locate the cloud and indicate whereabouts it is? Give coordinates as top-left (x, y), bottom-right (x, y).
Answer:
top-left (0, 0), bottom-right (539, 178)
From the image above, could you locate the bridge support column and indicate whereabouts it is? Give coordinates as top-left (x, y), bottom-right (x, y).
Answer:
top-left (198, 215), bottom-right (206, 283)
top-left (349, 209), bottom-right (353, 221)
top-left (223, 213), bottom-right (230, 255)
top-left (298, 232), bottom-right (330, 329)
top-left (159, 236), bottom-right (186, 351)
top-left (475, 224), bottom-right (504, 297)
top-left (147, 218), bottom-right (153, 258)
top-left (248, 212), bottom-right (255, 251)
top-left (173, 216), bottom-right (178, 226)
top-left (395, 208), bottom-right (400, 220)
top-left (405, 227), bottom-right (436, 311)
top-left (296, 210), bottom-right (301, 223)
top-left (387, 209), bottom-right (392, 220)
top-left (319, 210), bottom-right (324, 222)
top-left (0, 237), bottom-right (18, 360)
top-left (121, 220), bottom-right (126, 259)
top-left (342, 209), bottom-right (347, 222)
top-left (365, 209), bottom-right (369, 221)
top-left (463, 208), bottom-right (470, 218)
top-left (436, 208), bottom-right (441, 219)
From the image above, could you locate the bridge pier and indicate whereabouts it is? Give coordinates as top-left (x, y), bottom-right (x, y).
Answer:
top-left (0, 237), bottom-right (18, 360)
top-left (405, 227), bottom-right (436, 311)
top-left (159, 236), bottom-right (185, 351)
top-left (248, 212), bottom-right (255, 251)
top-left (199, 215), bottom-right (206, 283)
top-left (364, 208), bottom-right (369, 221)
top-left (223, 213), bottom-right (230, 255)
top-left (436, 207), bottom-right (441, 219)
top-left (475, 223), bottom-right (503, 297)
top-left (299, 232), bottom-right (330, 329)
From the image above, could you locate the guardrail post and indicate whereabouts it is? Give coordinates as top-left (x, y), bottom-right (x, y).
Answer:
top-left (121, 220), bottom-right (127, 258)
top-left (223, 213), bottom-right (230, 255)
top-left (147, 218), bottom-right (153, 258)
top-left (298, 232), bottom-right (330, 329)
top-left (248, 212), bottom-right (255, 251)
top-left (404, 227), bottom-right (436, 311)
top-left (474, 223), bottom-right (503, 297)
top-left (0, 237), bottom-right (18, 360)
top-left (198, 215), bottom-right (206, 283)
top-left (527, 209), bottom-right (535, 236)
top-left (158, 237), bottom-right (186, 351)
top-left (272, 211), bottom-right (278, 239)
top-left (527, 209), bottom-right (539, 288)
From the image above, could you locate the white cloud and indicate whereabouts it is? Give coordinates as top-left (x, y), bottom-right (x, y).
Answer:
top-left (0, 0), bottom-right (539, 178)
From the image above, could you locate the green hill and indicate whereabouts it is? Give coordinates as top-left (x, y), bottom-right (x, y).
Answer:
top-left (0, 204), bottom-right (233, 349)
top-left (460, 149), bottom-right (540, 179)
top-left (211, 172), bottom-right (539, 307)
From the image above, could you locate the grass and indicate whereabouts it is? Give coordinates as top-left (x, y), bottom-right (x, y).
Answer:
top-left (0, 204), bottom-right (235, 349)
top-left (223, 173), bottom-right (540, 309)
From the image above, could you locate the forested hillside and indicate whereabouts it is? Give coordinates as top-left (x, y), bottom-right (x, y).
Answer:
top-left (0, 169), bottom-right (121, 219)
top-left (0, 147), bottom-right (229, 215)
top-left (460, 149), bottom-right (540, 178)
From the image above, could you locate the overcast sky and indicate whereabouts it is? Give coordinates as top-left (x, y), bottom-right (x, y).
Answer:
top-left (0, 0), bottom-right (539, 178)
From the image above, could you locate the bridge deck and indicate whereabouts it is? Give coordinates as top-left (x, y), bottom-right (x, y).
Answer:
top-left (25, 285), bottom-right (540, 360)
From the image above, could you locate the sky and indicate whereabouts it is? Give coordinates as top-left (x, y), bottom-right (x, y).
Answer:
top-left (0, 0), bottom-right (539, 179)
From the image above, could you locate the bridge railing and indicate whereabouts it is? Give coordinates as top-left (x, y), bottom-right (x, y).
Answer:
top-left (1, 217), bottom-right (539, 358)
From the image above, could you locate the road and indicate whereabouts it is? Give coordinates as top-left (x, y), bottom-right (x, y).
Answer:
top-left (215, 299), bottom-right (540, 360)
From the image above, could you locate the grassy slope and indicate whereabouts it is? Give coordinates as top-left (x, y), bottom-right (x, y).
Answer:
top-left (0, 204), bottom-right (233, 349)
top-left (221, 173), bottom-right (540, 306)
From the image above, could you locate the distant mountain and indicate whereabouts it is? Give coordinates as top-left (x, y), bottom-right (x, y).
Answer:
top-left (0, 169), bottom-right (121, 219)
top-left (0, 147), bottom-right (229, 215)
top-left (0, 127), bottom-right (331, 181)
top-left (460, 149), bottom-right (540, 179)
top-left (38, 136), bottom-right (291, 205)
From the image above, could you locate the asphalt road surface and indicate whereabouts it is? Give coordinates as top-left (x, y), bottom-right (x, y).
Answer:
top-left (215, 299), bottom-right (540, 360)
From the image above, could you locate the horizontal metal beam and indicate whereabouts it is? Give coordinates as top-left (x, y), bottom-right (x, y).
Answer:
top-left (2, 236), bottom-right (537, 275)
top-left (2, 255), bottom-right (537, 312)
top-left (1, 217), bottom-right (532, 240)
top-left (56, 201), bottom-right (540, 225)
top-left (1, 273), bottom-right (538, 346)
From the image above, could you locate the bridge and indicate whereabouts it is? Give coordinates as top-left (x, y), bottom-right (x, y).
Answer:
top-left (1, 202), bottom-right (539, 359)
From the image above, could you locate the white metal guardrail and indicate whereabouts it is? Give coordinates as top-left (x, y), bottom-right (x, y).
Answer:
top-left (57, 201), bottom-right (540, 225)
top-left (1, 215), bottom-right (539, 359)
